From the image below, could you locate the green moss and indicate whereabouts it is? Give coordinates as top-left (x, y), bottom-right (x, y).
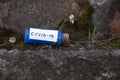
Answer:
top-left (58, 0), bottom-right (94, 40)
top-left (76, 0), bottom-right (94, 31)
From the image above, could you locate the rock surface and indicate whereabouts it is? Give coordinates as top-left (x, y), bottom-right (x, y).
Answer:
top-left (89, 0), bottom-right (120, 35)
top-left (1, 0), bottom-right (81, 34)
top-left (0, 49), bottom-right (120, 80)
top-left (0, 0), bottom-right (120, 35)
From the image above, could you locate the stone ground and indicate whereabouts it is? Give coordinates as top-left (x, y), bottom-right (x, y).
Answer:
top-left (0, 49), bottom-right (120, 80)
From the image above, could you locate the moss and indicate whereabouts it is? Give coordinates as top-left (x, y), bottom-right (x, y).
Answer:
top-left (0, 27), bottom-right (120, 50)
top-left (58, 0), bottom-right (94, 40)
top-left (0, 28), bottom-right (41, 50)
top-left (0, 0), bottom-right (119, 50)
top-left (76, 0), bottom-right (94, 31)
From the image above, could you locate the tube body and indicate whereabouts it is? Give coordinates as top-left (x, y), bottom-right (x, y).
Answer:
top-left (24, 28), bottom-right (63, 46)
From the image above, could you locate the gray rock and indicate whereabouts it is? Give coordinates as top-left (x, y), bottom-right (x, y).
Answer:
top-left (1, 0), bottom-right (95, 36)
top-left (1, 0), bottom-right (120, 35)
top-left (89, 0), bottom-right (120, 35)
top-left (1, 0), bottom-right (81, 34)
top-left (0, 49), bottom-right (119, 80)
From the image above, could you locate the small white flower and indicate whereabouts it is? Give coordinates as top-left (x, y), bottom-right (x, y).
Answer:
top-left (9, 37), bottom-right (16, 43)
top-left (69, 14), bottom-right (75, 24)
